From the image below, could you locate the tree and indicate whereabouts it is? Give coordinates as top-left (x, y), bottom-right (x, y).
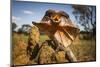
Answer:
top-left (72, 5), bottom-right (96, 32)
top-left (18, 24), bottom-right (31, 34)
top-left (12, 22), bottom-right (17, 32)
top-left (18, 28), bottom-right (23, 33)
top-left (22, 24), bottom-right (31, 33)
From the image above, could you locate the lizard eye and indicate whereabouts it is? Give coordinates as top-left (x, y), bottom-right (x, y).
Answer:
top-left (45, 9), bottom-right (55, 17)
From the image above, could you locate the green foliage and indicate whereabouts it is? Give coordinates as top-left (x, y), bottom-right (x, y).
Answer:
top-left (17, 24), bottom-right (31, 35)
top-left (72, 5), bottom-right (96, 32)
top-left (12, 22), bottom-right (17, 31)
top-left (40, 35), bottom-right (50, 42)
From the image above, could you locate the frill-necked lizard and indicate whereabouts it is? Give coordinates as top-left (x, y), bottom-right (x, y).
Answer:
top-left (32, 9), bottom-right (80, 62)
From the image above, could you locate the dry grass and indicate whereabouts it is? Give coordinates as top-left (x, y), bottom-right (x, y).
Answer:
top-left (70, 38), bottom-right (96, 62)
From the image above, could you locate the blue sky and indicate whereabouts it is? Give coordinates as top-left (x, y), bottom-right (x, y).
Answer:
top-left (12, 1), bottom-right (82, 30)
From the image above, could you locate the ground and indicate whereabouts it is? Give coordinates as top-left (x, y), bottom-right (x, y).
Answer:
top-left (12, 33), bottom-right (96, 65)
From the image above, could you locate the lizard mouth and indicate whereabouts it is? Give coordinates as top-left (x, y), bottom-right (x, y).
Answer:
top-left (51, 14), bottom-right (61, 24)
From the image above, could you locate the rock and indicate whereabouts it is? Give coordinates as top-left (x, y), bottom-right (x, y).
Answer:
top-left (38, 41), bottom-right (56, 64)
top-left (37, 40), bottom-right (68, 64)
top-left (27, 26), bottom-right (41, 62)
top-left (12, 37), bottom-right (29, 65)
top-left (55, 51), bottom-right (69, 63)
top-left (28, 26), bottom-right (40, 44)
top-left (13, 54), bottom-right (29, 65)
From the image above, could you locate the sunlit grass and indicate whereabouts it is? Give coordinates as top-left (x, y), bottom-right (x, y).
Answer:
top-left (40, 35), bottom-right (50, 42)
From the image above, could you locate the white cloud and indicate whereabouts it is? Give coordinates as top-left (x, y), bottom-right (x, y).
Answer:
top-left (23, 10), bottom-right (34, 15)
top-left (12, 16), bottom-right (21, 22)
